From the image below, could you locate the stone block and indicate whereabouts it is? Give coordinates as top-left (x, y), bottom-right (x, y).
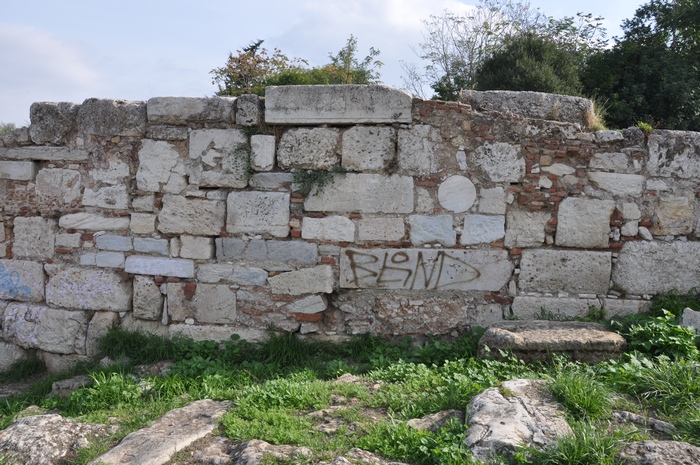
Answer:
top-left (146, 97), bottom-right (234, 124)
top-left (77, 98), bottom-right (146, 137)
top-left (95, 234), bottom-right (133, 251)
top-left (286, 295), bottom-right (327, 314)
top-left (357, 218), bottom-right (405, 241)
top-left (0, 259), bottom-right (45, 302)
top-left (169, 325), bottom-right (266, 342)
top-left (3, 303), bottom-right (88, 354)
top-left (226, 191), bottom-right (289, 237)
top-left (250, 135), bottom-right (275, 171)
top-left (461, 215), bottom-right (505, 245)
top-left (438, 176), bottom-right (477, 213)
top-left (0, 342), bottom-right (29, 372)
top-left (119, 313), bottom-right (168, 338)
top-left (268, 265), bottom-right (333, 295)
top-left (596, 130), bottom-right (625, 143)
top-left (416, 187), bottom-right (435, 213)
top-left (55, 233), bottom-right (81, 248)
top-left (613, 241), bottom-right (700, 295)
top-left (215, 238), bottom-right (318, 268)
top-left (519, 249), bottom-right (612, 294)
top-left (0, 222), bottom-right (4, 243)
top-left (86, 312), bottom-right (117, 356)
top-left (265, 85), bottom-right (412, 124)
top-left (89, 159), bottom-right (130, 184)
top-left (229, 267), bottom-right (268, 286)
top-left (647, 130), bottom-right (700, 179)
top-left (130, 213), bottom-right (156, 234)
top-left (409, 215), bottom-right (456, 246)
top-left (82, 185), bottom-right (129, 210)
top-left (473, 142), bottom-right (525, 183)
top-left (95, 252), bottom-right (125, 268)
top-left (556, 198), bottom-right (615, 248)
top-left (29, 101), bottom-right (79, 145)
top-left (136, 139), bottom-right (182, 192)
top-left (158, 195), bottom-right (226, 236)
top-left (397, 125), bottom-right (438, 174)
top-left (235, 94), bottom-right (262, 126)
top-left (0, 161), bottom-right (36, 181)
top-left (59, 213), bottom-right (130, 231)
top-left (132, 194), bottom-right (155, 212)
top-left (249, 173), bottom-right (294, 190)
top-left (622, 202), bottom-right (642, 220)
top-left (179, 235), bottom-right (213, 259)
top-left (35, 168), bottom-right (81, 207)
top-left (341, 126), bottom-right (395, 171)
top-left (479, 187), bottom-right (506, 215)
top-left (166, 283), bottom-right (236, 324)
top-left (42, 353), bottom-right (90, 373)
top-left (13, 217), bottom-right (56, 259)
top-left (340, 248), bottom-right (512, 291)
top-left (147, 124), bottom-right (189, 140)
top-left (621, 222), bottom-right (639, 237)
top-left (0, 147), bottom-right (88, 161)
top-left (79, 254), bottom-right (96, 266)
top-left (197, 264), bottom-right (234, 283)
top-left (588, 172), bottom-right (645, 197)
top-left (189, 129), bottom-right (249, 188)
top-left (602, 299), bottom-right (647, 319)
top-left (124, 256), bottom-right (195, 278)
top-left (277, 128), bottom-right (339, 170)
top-left (133, 275), bottom-right (163, 321)
top-left (304, 174), bottom-right (414, 213)
top-left (682, 307), bottom-right (700, 332)
top-left (511, 296), bottom-right (598, 320)
top-left (133, 238), bottom-right (169, 256)
top-left (471, 304), bottom-right (505, 327)
top-left (651, 196), bottom-right (694, 235)
top-left (504, 210), bottom-right (550, 248)
top-left (302, 216), bottom-right (355, 242)
top-left (589, 152), bottom-right (640, 174)
top-left (45, 265), bottom-right (131, 311)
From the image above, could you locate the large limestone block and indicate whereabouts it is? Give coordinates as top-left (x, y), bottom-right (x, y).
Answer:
top-left (136, 139), bottom-right (182, 192)
top-left (0, 161), bottom-right (36, 181)
top-left (556, 198), bottom-right (615, 248)
top-left (438, 176), bottom-right (477, 213)
top-left (166, 283), bottom-right (236, 324)
top-left (215, 238), bottom-right (318, 268)
top-left (479, 187), bottom-right (507, 215)
top-left (357, 218), bottom-right (405, 241)
top-left (519, 249), bottom-right (612, 294)
top-left (511, 296), bottom-right (599, 320)
top-left (35, 168), bottom-right (81, 207)
top-left (651, 196), bottom-right (694, 235)
top-left (29, 101), bottom-right (80, 145)
top-left (472, 142), bottom-right (525, 183)
top-left (647, 130), bottom-right (700, 179)
top-left (265, 85), bottom-right (412, 124)
top-left (133, 275), bottom-right (163, 321)
top-left (397, 125), bottom-right (439, 174)
top-left (86, 312), bottom-right (118, 356)
top-left (589, 152), bottom-right (641, 174)
top-left (124, 256), bottom-right (195, 278)
top-left (268, 266), bottom-right (333, 295)
top-left (0, 259), bottom-right (45, 302)
top-left (0, 146), bottom-right (88, 161)
top-left (504, 210), bottom-right (550, 248)
top-left (341, 126), bottom-right (395, 171)
top-left (82, 185), bottom-right (129, 210)
top-left (77, 98), bottom-right (146, 137)
top-left (3, 303), bottom-right (88, 354)
top-left (59, 213), bottom-right (130, 231)
top-left (588, 172), bottom-right (645, 197)
top-left (340, 248), bottom-right (512, 291)
top-left (134, 238), bottom-right (169, 256)
top-left (45, 265), bottom-right (132, 311)
top-left (602, 299), bottom-right (648, 318)
top-left (169, 325), bottom-right (266, 342)
top-left (304, 174), bottom-right (414, 213)
top-left (277, 127), bottom-right (339, 170)
top-left (147, 96), bottom-right (234, 124)
top-left (189, 129), bottom-right (249, 188)
top-left (461, 215), bottom-right (505, 245)
top-left (409, 215), bottom-right (456, 246)
top-left (179, 235), bottom-right (214, 260)
top-left (235, 94), bottom-right (262, 126)
top-left (0, 342), bottom-right (29, 372)
top-left (226, 191), bottom-right (290, 237)
top-left (250, 134), bottom-right (275, 172)
top-left (158, 195), bottom-right (226, 236)
top-left (13, 216), bottom-right (56, 259)
top-left (302, 216), bottom-right (355, 242)
top-left (613, 241), bottom-right (700, 295)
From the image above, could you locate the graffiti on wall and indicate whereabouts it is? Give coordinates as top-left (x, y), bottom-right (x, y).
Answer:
top-left (0, 266), bottom-right (32, 298)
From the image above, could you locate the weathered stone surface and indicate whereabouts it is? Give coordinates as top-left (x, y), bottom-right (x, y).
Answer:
top-left (0, 259), bottom-right (45, 302)
top-left (95, 252), bottom-right (125, 268)
top-left (603, 299), bottom-right (648, 318)
top-left (682, 307), bottom-right (700, 332)
top-left (167, 283), bottom-right (236, 324)
top-left (249, 172), bottom-right (294, 190)
top-left (0, 414), bottom-right (109, 465)
top-left (132, 194), bottom-right (155, 212)
top-left (409, 215), bottom-right (456, 246)
top-left (504, 210), bottom-right (550, 248)
top-left (302, 216), bottom-right (355, 242)
top-left (613, 241), bottom-right (700, 295)
top-left (118, 313), bottom-right (168, 338)
top-left (618, 441), bottom-right (700, 465)
top-left (179, 235), bottom-right (213, 259)
top-left (651, 196), bottom-right (695, 235)
top-left (82, 185), bottom-right (129, 210)
top-left (235, 94), bottom-right (262, 126)
top-left (265, 85), bottom-right (412, 124)
top-left (268, 265), bottom-right (333, 295)
top-left (87, 400), bottom-right (229, 465)
top-left (589, 152), bottom-right (641, 174)
top-left (168, 325), bottom-right (266, 342)
top-left (146, 97), bottom-right (234, 124)
top-left (133, 238), bottom-right (169, 256)
top-left (146, 125), bottom-right (189, 141)
top-left (227, 191), bottom-right (290, 237)
top-left (51, 375), bottom-right (93, 397)
top-left (96, 234), bottom-right (133, 251)
top-left (86, 311), bottom-right (117, 356)
top-left (136, 139), bottom-right (182, 192)
top-left (437, 175), bottom-right (477, 213)
top-left (478, 321), bottom-right (626, 363)
top-left (13, 216), bottom-right (56, 259)
top-left (158, 195), bottom-right (225, 236)
top-left (29, 101), bottom-right (79, 145)
top-left (35, 168), bottom-right (81, 207)
top-left (647, 130), bottom-right (700, 179)
top-left (478, 187), bottom-right (506, 215)
top-left (541, 163), bottom-right (576, 176)
top-left (3, 303), bottom-right (88, 354)
top-left (556, 198), bottom-right (615, 248)
top-left (45, 265), bottom-right (131, 311)
top-left (250, 134), bottom-right (275, 171)
top-left (473, 142), bottom-right (525, 183)
top-left (397, 125), bottom-right (439, 174)
top-left (588, 172), bottom-right (645, 197)
top-left (519, 249), bottom-right (612, 294)
top-left (357, 218), bottom-right (405, 242)
top-left (511, 297), bottom-right (598, 320)
top-left (407, 410), bottom-right (465, 432)
top-left (0, 161), bottom-right (36, 180)
top-left (124, 256), bottom-right (195, 278)
top-left (189, 129), bottom-right (249, 188)
top-left (461, 90), bottom-right (593, 125)
top-left (304, 174), bottom-right (414, 213)
top-left (0, 146), bottom-right (89, 161)
top-left (77, 98), bottom-right (146, 137)
top-left (461, 215), bottom-right (505, 245)
top-left (130, 213), bottom-right (156, 234)
top-left (287, 295), bottom-right (327, 314)
top-left (341, 126), bottom-right (395, 171)
top-left (210, 439), bottom-right (311, 465)
top-left (59, 213), bottom-right (130, 231)
top-left (340, 248), bottom-right (512, 291)
top-left (133, 276), bottom-right (163, 321)
top-left (277, 127), bottom-right (339, 170)
top-left (0, 342), bottom-right (29, 372)
top-left (42, 353), bottom-right (90, 373)
top-left (596, 130), bottom-right (625, 143)
top-left (622, 202), bottom-right (642, 220)
top-left (216, 238), bottom-right (318, 268)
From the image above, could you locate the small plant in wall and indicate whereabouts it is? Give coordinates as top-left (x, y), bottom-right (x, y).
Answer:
top-left (293, 165), bottom-right (347, 195)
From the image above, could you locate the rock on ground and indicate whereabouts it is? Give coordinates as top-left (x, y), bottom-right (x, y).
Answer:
top-left (618, 440), bottom-right (700, 465)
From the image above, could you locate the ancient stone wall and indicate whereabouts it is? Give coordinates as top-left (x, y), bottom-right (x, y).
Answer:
top-left (0, 85), bottom-right (698, 371)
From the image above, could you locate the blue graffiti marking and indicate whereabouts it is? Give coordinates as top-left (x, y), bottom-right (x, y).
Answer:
top-left (0, 265), bottom-right (32, 298)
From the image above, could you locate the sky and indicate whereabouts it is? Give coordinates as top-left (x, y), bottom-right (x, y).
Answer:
top-left (1, 0), bottom-right (647, 126)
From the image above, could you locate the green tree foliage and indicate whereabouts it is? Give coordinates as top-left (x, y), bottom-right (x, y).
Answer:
top-left (211, 35), bottom-right (382, 97)
top-left (0, 122), bottom-right (16, 136)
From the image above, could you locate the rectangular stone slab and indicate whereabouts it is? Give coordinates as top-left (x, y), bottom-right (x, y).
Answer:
top-left (339, 248), bottom-right (512, 291)
top-left (0, 147), bottom-right (89, 161)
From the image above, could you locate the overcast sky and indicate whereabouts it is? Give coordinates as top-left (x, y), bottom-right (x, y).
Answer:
top-left (1, 0), bottom-right (646, 126)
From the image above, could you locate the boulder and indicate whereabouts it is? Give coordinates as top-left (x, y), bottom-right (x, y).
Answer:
top-left (618, 440), bottom-right (700, 465)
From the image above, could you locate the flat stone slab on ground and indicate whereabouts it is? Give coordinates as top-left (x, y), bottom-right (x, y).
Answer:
top-left (477, 320), bottom-right (627, 363)
top-left (618, 440), bottom-right (700, 465)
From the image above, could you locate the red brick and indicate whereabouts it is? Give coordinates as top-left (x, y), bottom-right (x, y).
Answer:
top-left (271, 294), bottom-right (296, 302)
top-left (510, 248), bottom-right (522, 255)
top-left (154, 276), bottom-right (164, 285)
top-left (166, 277), bottom-right (180, 283)
top-left (321, 256), bottom-right (337, 265)
top-left (183, 283), bottom-right (197, 301)
top-left (290, 230), bottom-right (301, 238)
top-left (349, 213), bottom-right (362, 219)
top-left (241, 308), bottom-right (263, 317)
top-left (81, 233), bottom-right (94, 241)
top-left (55, 248), bottom-right (72, 254)
top-left (291, 312), bottom-right (323, 322)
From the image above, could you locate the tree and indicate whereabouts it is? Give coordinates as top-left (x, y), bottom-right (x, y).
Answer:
top-left (0, 122), bottom-right (16, 137)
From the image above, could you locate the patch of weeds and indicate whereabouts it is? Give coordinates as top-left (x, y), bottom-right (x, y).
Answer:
top-left (547, 365), bottom-right (612, 421)
top-left (580, 305), bottom-right (607, 323)
top-left (612, 310), bottom-right (699, 360)
top-left (0, 355), bottom-right (46, 382)
top-left (293, 165), bottom-right (347, 195)
top-left (637, 121), bottom-right (653, 135)
top-left (235, 375), bottom-right (331, 412)
top-left (50, 372), bottom-right (145, 415)
top-left (222, 408), bottom-right (315, 445)
top-left (650, 288), bottom-right (700, 318)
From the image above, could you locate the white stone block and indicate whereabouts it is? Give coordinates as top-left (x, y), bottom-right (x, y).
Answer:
top-left (588, 172), bottom-right (645, 197)
top-left (0, 146), bottom-right (88, 161)
top-left (472, 142), bottom-right (524, 183)
top-left (77, 98), bottom-right (146, 137)
top-left (189, 129), bottom-right (249, 188)
top-left (133, 238), bottom-right (169, 256)
top-left (595, 130), bottom-right (625, 143)
top-left (519, 249), bottom-right (612, 295)
top-left (45, 265), bottom-right (132, 311)
top-left (268, 266), bottom-right (333, 295)
top-left (89, 159), bottom-right (130, 184)
top-left (229, 267), bottom-right (268, 286)
top-left (302, 216), bottom-right (355, 242)
top-left (137, 140), bottom-right (182, 192)
top-left (147, 96), bottom-right (234, 124)
top-left (249, 173), bottom-right (294, 190)
top-left (95, 252), bottom-right (125, 268)
top-left (542, 163), bottom-right (576, 176)
top-left (13, 216), bottom-right (56, 259)
top-left (82, 185), bottom-right (129, 210)
top-left (235, 94), bottom-right (262, 126)
top-left (504, 210), bottom-right (550, 248)
top-left (226, 191), bottom-right (290, 237)
top-left (650, 196), bottom-right (694, 235)
top-left (0, 342), bottom-right (29, 372)
top-left (0, 259), bottom-right (45, 302)
top-left (86, 311), bottom-right (118, 357)
top-left (647, 130), bottom-right (700, 179)
top-left (132, 194), bottom-right (155, 212)
top-left (602, 299), bottom-right (647, 319)
top-left (124, 256), bottom-right (195, 278)
top-left (80, 253), bottom-right (96, 266)
top-left (59, 213), bottom-right (130, 231)
top-left (250, 135), bottom-right (275, 171)
top-left (55, 233), bottom-right (81, 248)
top-left (169, 325), bottom-right (266, 343)
top-left (167, 283), bottom-right (236, 324)
top-left (358, 218), bottom-right (405, 241)
top-left (130, 213), bottom-right (156, 234)
top-left (589, 152), bottom-right (639, 173)
top-left (397, 125), bottom-right (438, 174)
top-left (438, 176), bottom-right (477, 213)
top-left (158, 195), bottom-right (226, 236)
top-left (409, 215), bottom-right (456, 247)
top-left (556, 198), bottom-right (616, 248)
top-left (415, 187), bottom-right (434, 213)
top-left (341, 126), bottom-right (395, 171)
top-left (512, 296), bottom-right (598, 320)
top-left (96, 234), bottom-right (133, 251)
top-left (479, 187), bottom-right (506, 215)
top-left (3, 303), bottom-right (88, 355)
top-left (287, 295), bottom-right (327, 314)
top-left (621, 221), bottom-right (639, 237)
top-left (277, 127), bottom-right (339, 170)
top-left (265, 85), bottom-right (412, 124)
top-left (621, 202), bottom-right (642, 220)
top-left (682, 307), bottom-right (700, 332)
top-left (179, 235), bottom-right (214, 259)
top-left (197, 264), bottom-right (234, 283)
top-left (0, 161), bottom-right (36, 181)
top-left (133, 275), bottom-right (163, 321)
top-left (304, 174), bottom-right (414, 214)
top-left (461, 215), bottom-right (505, 245)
